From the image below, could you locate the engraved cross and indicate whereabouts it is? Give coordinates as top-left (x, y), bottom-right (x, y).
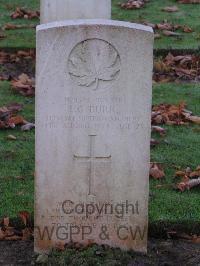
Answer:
top-left (74, 135), bottom-right (111, 196)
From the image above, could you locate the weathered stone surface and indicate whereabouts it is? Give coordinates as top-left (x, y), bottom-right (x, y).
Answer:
top-left (40, 0), bottom-right (111, 23)
top-left (35, 19), bottom-right (153, 253)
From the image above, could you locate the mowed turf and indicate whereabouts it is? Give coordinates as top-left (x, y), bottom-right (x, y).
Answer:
top-left (0, 0), bottom-right (39, 48)
top-left (0, 0), bottom-right (200, 49)
top-left (0, 80), bottom-right (199, 229)
top-left (150, 83), bottom-right (200, 226)
top-left (0, 81), bottom-right (34, 216)
top-left (112, 0), bottom-right (200, 50)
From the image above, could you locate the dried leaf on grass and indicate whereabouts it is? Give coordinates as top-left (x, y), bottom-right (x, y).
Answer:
top-left (152, 102), bottom-right (200, 126)
top-left (7, 134), bottom-right (17, 140)
top-left (3, 23), bottom-right (36, 30)
top-left (185, 115), bottom-right (200, 124)
top-left (144, 21), bottom-right (193, 35)
top-left (18, 211), bottom-right (31, 227)
top-left (154, 53), bottom-right (200, 82)
top-left (120, 0), bottom-right (149, 9)
top-left (150, 138), bottom-right (160, 147)
top-left (152, 102), bottom-right (187, 125)
top-left (0, 50), bottom-right (35, 64)
top-left (0, 51), bottom-right (10, 64)
top-left (0, 103), bottom-right (30, 129)
top-left (0, 33), bottom-right (6, 40)
top-left (192, 236), bottom-right (200, 243)
top-left (183, 25), bottom-right (193, 33)
top-left (150, 163), bottom-right (165, 179)
top-left (175, 166), bottom-right (200, 191)
top-left (11, 73), bottom-right (35, 97)
top-left (21, 123), bottom-right (35, 131)
top-left (163, 30), bottom-right (182, 37)
top-left (0, 212), bottom-right (33, 241)
top-left (8, 115), bottom-right (27, 125)
top-left (167, 231), bottom-right (200, 243)
top-left (156, 23), bottom-right (174, 31)
top-left (11, 7), bottom-right (40, 19)
top-left (3, 217), bottom-right (10, 227)
top-left (22, 228), bottom-right (33, 240)
top-left (154, 33), bottom-right (161, 39)
top-left (152, 125), bottom-right (166, 136)
top-left (162, 6), bottom-right (179, 12)
top-left (178, 0), bottom-right (200, 3)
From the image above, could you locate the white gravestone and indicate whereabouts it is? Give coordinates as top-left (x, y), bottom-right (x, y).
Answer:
top-left (40, 0), bottom-right (111, 23)
top-left (35, 20), bottom-right (153, 253)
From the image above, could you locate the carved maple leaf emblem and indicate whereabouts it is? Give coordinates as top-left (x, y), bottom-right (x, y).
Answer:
top-left (68, 39), bottom-right (120, 90)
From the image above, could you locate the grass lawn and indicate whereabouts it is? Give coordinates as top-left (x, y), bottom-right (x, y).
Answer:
top-left (0, 0), bottom-right (39, 48)
top-left (0, 0), bottom-right (200, 49)
top-left (150, 83), bottom-right (200, 231)
top-left (0, 80), bottom-right (199, 233)
top-left (113, 0), bottom-right (200, 50)
top-left (0, 81), bottom-right (34, 216)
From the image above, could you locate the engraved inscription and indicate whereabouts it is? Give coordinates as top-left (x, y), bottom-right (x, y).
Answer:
top-left (68, 39), bottom-right (121, 90)
top-left (39, 96), bottom-right (145, 131)
top-left (74, 135), bottom-right (111, 196)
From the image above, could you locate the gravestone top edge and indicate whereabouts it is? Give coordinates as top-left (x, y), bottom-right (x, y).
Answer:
top-left (37, 19), bottom-right (153, 34)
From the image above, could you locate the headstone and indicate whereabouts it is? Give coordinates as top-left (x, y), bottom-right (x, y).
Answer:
top-left (35, 20), bottom-right (153, 253)
top-left (40, 0), bottom-right (111, 23)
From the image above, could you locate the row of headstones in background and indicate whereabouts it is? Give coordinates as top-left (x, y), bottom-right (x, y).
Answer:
top-left (35, 0), bottom-right (153, 254)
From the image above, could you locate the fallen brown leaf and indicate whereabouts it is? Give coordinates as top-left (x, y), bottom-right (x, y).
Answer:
top-left (7, 134), bottom-right (17, 140)
top-left (152, 102), bottom-right (187, 125)
top-left (120, 0), bottom-right (149, 9)
top-left (3, 217), bottom-right (10, 227)
top-left (0, 33), bottom-right (6, 40)
top-left (0, 103), bottom-right (30, 130)
top-left (175, 171), bottom-right (186, 177)
top-left (152, 125), bottom-right (166, 136)
top-left (162, 6), bottom-right (179, 12)
top-left (11, 73), bottom-right (35, 97)
top-left (22, 228), bottom-right (33, 240)
top-left (154, 60), bottom-right (171, 73)
top-left (192, 236), bottom-right (200, 243)
top-left (163, 30), bottom-right (182, 37)
top-left (0, 212), bottom-right (33, 241)
top-left (150, 138), bottom-right (160, 147)
top-left (175, 166), bottom-right (200, 191)
top-left (177, 178), bottom-right (200, 191)
top-left (0, 50), bottom-right (35, 64)
top-left (55, 242), bottom-right (66, 251)
top-left (154, 53), bottom-right (200, 82)
top-left (150, 163), bottom-right (165, 179)
top-left (8, 115), bottom-right (26, 126)
top-left (21, 123), bottom-right (35, 131)
top-left (18, 211), bottom-right (31, 227)
top-left (157, 23), bottom-right (174, 31)
top-left (185, 115), bottom-right (200, 124)
top-left (179, 0), bottom-right (200, 3)
top-left (183, 25), bottom-right (193, 33)
top-left (11, 7), bottom-right (40, 19)
top-left (0, 229), bottom-right (5, 240)
top-left (190, 166), bottom-right (200, 177)
top-left (154, 33), bottom-right (161, 39)
top-left (3, 23), bottom-right (36, 30)
top-left (16, 176), bottom-right (25, 180)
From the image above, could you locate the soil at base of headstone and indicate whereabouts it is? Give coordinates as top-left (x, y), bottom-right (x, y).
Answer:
top-left (0, 239), bottom-right (199, 265)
